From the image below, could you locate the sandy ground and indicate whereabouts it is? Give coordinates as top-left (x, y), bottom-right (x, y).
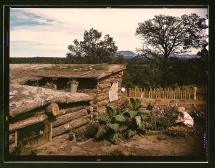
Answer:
top-left (20, 132), bottom-right (205, 157)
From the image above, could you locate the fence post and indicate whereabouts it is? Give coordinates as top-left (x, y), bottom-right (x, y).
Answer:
top-left (193, 87), bottom-right (197, 100)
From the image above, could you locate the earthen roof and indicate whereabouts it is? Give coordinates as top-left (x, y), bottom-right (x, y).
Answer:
top-left (9, 84), bottom-right (92, 118)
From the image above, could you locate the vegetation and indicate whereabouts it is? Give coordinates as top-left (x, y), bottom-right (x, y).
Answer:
top-left (10, 14), bottom-right (208, 88)
top-left (155, 106), bottom-right (178, 130)
top-left (136, 14), bottom-right (207, 86)
top-left (122, 56), bottom-right (208, 88)
top-left (94, 98), bottom-right (153, 144)
top-left (67, 28), bottom-right (118, 64)
top-left (93, 98), bottom-right (191, 144)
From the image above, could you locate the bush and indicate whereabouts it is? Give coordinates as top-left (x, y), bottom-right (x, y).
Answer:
top-left (151, 106), bottom-right (178, 130)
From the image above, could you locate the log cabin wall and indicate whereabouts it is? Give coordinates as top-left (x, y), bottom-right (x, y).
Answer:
top-left (94, 71), bottom-right (123, 116)
top-left (9, 96), bottom-right (93, 154)
top-left (52, 102), bottom-right (93, 138)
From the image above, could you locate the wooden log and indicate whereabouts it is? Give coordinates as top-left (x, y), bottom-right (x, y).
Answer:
top-left (97, 100), bottom-right (109, 107)
top-left (86, 93), bottom-right (97, 99)
top-left (9, 114), bottom-right (48, 132)
top-left (10, 109), bottom-right (46, 124)
top-left (96, 95), bottom-right (109, 102)
top-left (96, 91), bottom-right (109, 98)
top-left (97, 87), bottom-right (110, 93)
top-left (97, 83), bottom-right (111, 89)
top-left (52, 117), bottom-right (89, 137)
top-left (9, 85), bottom-right (93, 118)
top-left (58, 106), bottom-right (85, 116)
top-left (46, 102), bottom-right (60, 117)
top-left (53, 109), bottom-right (88, 128)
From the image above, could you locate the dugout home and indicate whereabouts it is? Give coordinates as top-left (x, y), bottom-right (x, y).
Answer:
top-left (9, 64), bottom-right (126, 153)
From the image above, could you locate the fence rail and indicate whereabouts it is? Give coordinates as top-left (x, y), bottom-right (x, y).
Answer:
top-left (122, 86), bottom-right (207, 100)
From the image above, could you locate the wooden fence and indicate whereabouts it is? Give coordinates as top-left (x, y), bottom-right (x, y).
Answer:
top-left (122, 86), bottom-right (207, 100)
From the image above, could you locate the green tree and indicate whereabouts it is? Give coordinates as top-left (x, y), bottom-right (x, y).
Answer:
top-left (67, 28), bottom-right (118, 64)
top-left (136, 13), bottom-right (207, 86)
top-left (112, 54), bottom-right (126, 64)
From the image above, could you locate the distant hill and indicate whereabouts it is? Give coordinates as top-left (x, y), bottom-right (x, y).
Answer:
top-left (117, 50), bottom-right (136, 59)
top-left (117, 51), bottom-right (200, 60)
top-left (175, 54), bottom-right (200, 59)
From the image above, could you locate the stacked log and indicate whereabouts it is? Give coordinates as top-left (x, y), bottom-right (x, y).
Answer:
top-left (51, 101), bottom-right (92, 137)
top-left (9, 107), bottom-right (48, 153)
top-left (9, 101), bottom-right (93, 154)
top-left (52, 116), bottom-right (90, 137)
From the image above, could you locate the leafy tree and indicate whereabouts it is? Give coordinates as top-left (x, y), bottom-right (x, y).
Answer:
top-left (67, 28), bottom-right (118, 63)
top-left (136, 13), bottom-right (207, 86)
top-left (111, 54), bottom-right (126, 64)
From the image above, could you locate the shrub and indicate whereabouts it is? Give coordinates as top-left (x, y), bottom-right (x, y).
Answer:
top-left (146, 104), bottom-right (178, 130)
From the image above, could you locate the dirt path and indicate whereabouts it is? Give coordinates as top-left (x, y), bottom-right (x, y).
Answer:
top-left (21, 133), bottom-right (205, 157)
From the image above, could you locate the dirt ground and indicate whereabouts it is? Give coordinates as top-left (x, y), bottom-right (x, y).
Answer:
top-left (20, 132), bottom-right (206, 157)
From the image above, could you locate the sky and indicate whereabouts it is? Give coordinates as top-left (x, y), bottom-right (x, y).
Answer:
top-left (9, 8), bottom-right (208, 58)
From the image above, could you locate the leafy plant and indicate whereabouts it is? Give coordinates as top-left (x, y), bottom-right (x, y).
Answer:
top-left (130, 98), bottom-right (141, 111)
top-left (154, 106), bottom-right (178, 129)
top-left (94, 98), bottom-right (151, 144)
top-left (146, 103), bottom-right (153, 111)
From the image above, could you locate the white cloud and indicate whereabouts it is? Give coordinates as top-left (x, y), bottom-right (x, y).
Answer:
top-left (10, 8), bottom-right (208, 57)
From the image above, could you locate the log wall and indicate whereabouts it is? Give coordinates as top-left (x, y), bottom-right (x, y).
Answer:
top-left (94, 71), bottom-right (123, 116)
top-left (9, 101), bottom-right (93, 154)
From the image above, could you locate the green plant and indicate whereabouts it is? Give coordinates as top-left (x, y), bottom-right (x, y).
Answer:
top-left (155, 106), bottom-right (178, 129)
top-left (94, 98), bottom-right (151, 144)
top-left (146, 103), bottom-right (153, 111)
